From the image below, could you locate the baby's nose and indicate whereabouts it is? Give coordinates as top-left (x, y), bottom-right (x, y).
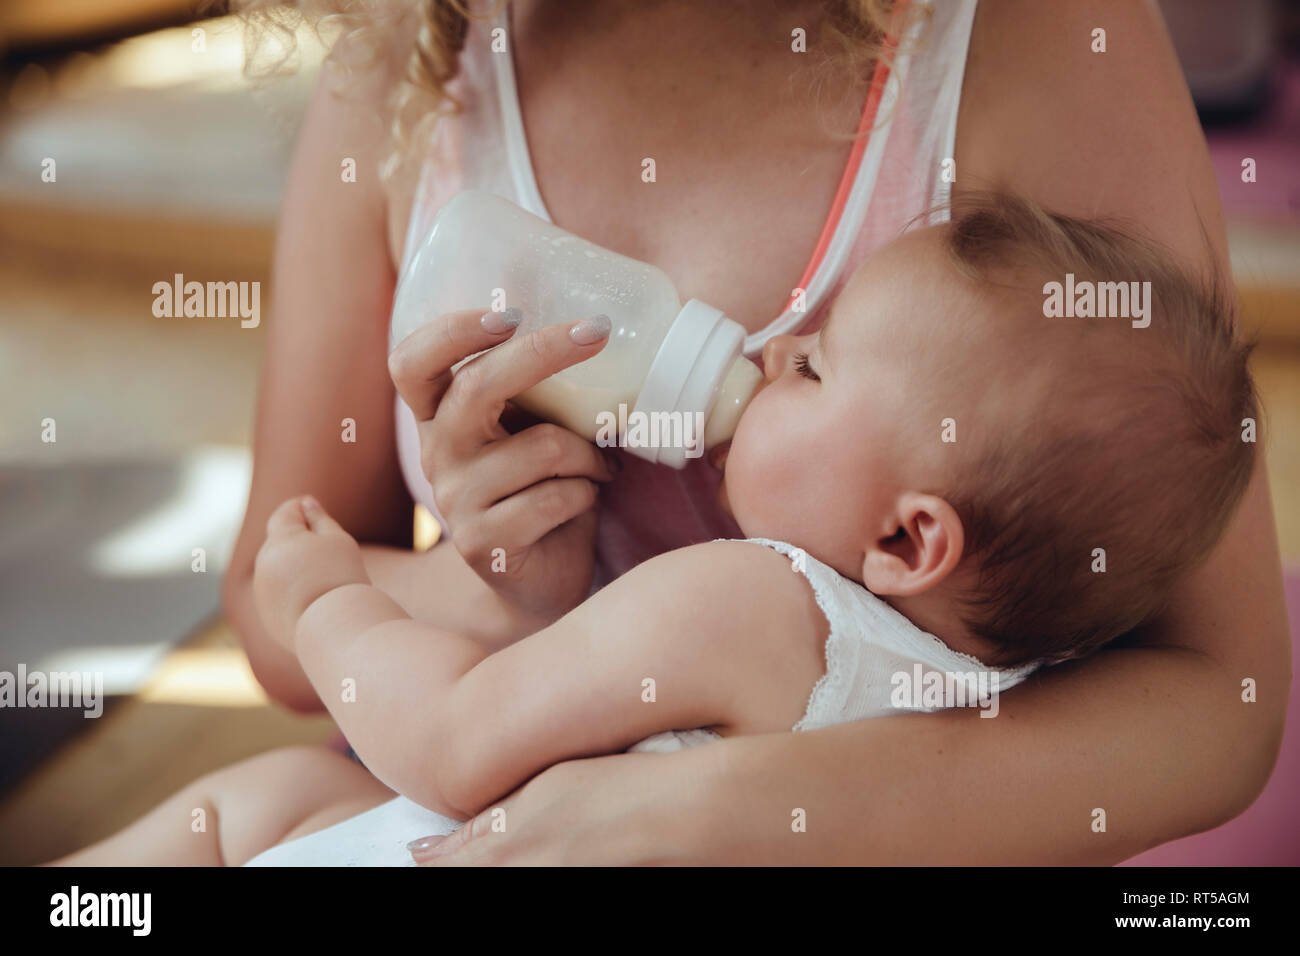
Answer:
top-left (761, 336), bottom-right (794, 380)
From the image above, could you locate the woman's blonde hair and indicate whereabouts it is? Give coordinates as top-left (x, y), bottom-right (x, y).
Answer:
top-left (233, 0), bottom-right (918, 185)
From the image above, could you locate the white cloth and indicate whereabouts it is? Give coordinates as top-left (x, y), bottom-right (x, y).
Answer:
top-left (245, 729), bottom-right (721, 867)
top-left (245, 537), bottom-right (1036, 866)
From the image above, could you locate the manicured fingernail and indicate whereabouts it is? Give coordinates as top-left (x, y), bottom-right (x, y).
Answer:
top-left (407, 836), bottom-right (444, 860)
top-left (482, 307), bottom-right (522, 334)
top-left (570, 314), bottom-right (611, 345)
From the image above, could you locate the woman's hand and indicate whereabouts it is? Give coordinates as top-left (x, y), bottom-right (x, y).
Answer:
top-left (252, 496), bottom-right (370, 652)
top-left (388, 308), bottom-right (616, 626)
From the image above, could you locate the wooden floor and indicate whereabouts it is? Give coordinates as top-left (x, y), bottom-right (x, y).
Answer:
top-left (1254, 347), bottom-right (1300, 557)
top-left (0, 618), bottom-right (340, 865)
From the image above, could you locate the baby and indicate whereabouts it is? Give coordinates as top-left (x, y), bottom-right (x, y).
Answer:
top-left (63, 193), bottom-right (1259, 866)
top-left (234, 192), bottom-right (1257, 865)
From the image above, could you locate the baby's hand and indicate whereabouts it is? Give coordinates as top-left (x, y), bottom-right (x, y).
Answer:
top-left (253, 496), bottom-right (369, 651)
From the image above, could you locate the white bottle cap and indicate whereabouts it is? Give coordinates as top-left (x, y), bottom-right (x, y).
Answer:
top-left (630, 299), bottom-right (750, 469)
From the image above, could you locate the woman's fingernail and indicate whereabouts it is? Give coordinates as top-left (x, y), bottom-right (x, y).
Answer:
top-left (482, 307), bottom-right (522, 334)
top-left (569, 314), bottom-right (611, 345)
top-left (407, 836), bottom-right (445, 860)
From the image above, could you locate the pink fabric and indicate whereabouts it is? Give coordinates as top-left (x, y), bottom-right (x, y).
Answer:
top-left (1204, 60), bottom-right (1300, 224)
top-left (1121, 567), bottom-right (1300, 866)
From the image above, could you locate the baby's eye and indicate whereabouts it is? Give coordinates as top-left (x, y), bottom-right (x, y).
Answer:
top-left (793, 351), bottom-right (820, 382)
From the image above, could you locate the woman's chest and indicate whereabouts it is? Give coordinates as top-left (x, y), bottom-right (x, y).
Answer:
top-left (387, 10), bottom-right (869, 337)
top-left (516, 79), bottom-right (861, 335)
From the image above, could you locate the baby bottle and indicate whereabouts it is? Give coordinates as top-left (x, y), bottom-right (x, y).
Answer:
top-left (389, 190), bottom-right (762, 469)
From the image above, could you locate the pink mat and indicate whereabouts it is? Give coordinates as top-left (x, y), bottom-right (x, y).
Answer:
top-left (1205, 60), bottom-right (1300, 223)
top-left (1121, 567), bottom-right (1300, 865)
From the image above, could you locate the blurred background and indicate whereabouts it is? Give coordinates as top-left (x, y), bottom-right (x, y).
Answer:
top-left (0, 0), bottom-right (338, 864)
top-left (0, 0), bottom-right (1297, 865)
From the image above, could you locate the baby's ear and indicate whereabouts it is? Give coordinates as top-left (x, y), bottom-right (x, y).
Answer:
top-left (861, 492), bottom-right (965, 596)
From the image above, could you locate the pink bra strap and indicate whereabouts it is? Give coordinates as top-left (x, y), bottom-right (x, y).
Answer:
top-left (783, 2), bottom-right (909, 314)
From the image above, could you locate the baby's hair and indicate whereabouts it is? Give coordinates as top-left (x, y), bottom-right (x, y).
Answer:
top-left (935, 193), bottom-right (1258, 666)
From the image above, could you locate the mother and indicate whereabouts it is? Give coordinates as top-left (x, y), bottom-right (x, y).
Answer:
top-left (224, 0), bottom-right (1290, 864)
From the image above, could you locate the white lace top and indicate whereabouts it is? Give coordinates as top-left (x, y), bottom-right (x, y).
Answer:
top-left (631, 537), bottom-right (1039, 751)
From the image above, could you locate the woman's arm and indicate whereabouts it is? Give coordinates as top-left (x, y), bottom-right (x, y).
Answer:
top-left (951, 0), bottom-right (1290, 821)
top-left (418, 0), bottom-right (1291, 865)
top-left (687, 470), bottom-right (1290, 865)
top-left (222, 62), bottom-right (405, 711)
top-left (707, 0), bottom-right (1290, 865)
top-left (222, 56), bottom-right (530, 711)
top-left (956, 0), bottom-right (1231, 272)
top-left (421, 462), bottom-right (1289, 866)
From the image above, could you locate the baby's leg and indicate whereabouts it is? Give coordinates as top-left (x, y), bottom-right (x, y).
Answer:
top-left (51, 745), bottom-right (393, 866)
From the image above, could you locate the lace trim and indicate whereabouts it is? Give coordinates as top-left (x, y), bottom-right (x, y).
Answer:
top-left (733, 537), bottom-right (845, 733)
top-left (726, 537), bottom-right (1039, 733)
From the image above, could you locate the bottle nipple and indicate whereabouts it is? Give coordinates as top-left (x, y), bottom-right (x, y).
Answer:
top-left (703, 357), bottom-right (763, 450)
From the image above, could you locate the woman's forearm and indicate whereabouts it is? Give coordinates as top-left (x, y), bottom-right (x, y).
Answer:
top-left (683, 463), bottom-right (1290, 865)
top-left (223, 565), bottom-right (324, 712)
top-left (688, 647), bottom-right (1266, 864)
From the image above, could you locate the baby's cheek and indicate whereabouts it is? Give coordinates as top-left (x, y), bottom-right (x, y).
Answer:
top-left (724, 422), bottom-right (805, 534)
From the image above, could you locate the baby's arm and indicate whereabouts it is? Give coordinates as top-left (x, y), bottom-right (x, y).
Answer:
top-left (292, 534), bottom-right (827, 819)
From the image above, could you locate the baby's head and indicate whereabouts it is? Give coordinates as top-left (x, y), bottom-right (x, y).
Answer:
top-left (719, 193), bottom-right (1258, 666)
